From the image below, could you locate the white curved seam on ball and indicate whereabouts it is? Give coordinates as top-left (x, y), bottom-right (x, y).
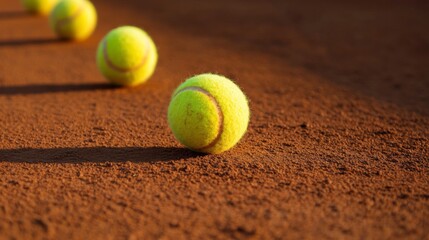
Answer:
top-left (54, 1), bottom-right (86, 33)
top-left (102, 38), bottom-right (150, 73)
top-left (173, 86), bottom-right (224, 151)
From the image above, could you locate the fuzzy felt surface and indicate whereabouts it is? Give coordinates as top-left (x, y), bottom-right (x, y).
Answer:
top-left (96, 26), bottom-right (158, 86)
top-left (21, 0), bottom-right (59, 15)
top-left (168, 74), bottom-right (250, 154)
top-left (49, 0), bottom-right (97, 40)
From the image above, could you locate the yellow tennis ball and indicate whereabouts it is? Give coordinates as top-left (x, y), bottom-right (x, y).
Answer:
top-left (21, 0), bottom-right (58, 15)
top-left (96, 26), bottom-right (158, 86)
top-left (49, 0), bottom-right (97, 40)
top-left (168, 74), bottom-right (250, 154)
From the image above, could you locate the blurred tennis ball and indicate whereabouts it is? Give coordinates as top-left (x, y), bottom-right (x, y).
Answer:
top-left (96, 26), bottom-right (158, 86)
top-left (49, 0), bottom-right (97, 40)
top-left (168, 73), bottom-right (250, 154)
top-left (21, 0), bottom-right (59, 15)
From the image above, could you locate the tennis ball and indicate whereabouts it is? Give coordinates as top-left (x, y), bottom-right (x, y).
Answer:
top-left (96, 26), bottom-right (158, 86)
top-left (49, 0), bottom-right (97, 40)
top-left (21, 0), bottom-right (58, 15)
top-left (168, 74), bottom-right (250, 154)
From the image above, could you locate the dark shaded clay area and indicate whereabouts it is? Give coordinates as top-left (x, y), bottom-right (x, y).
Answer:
top-left (0, 0), bottom-right (428, 239)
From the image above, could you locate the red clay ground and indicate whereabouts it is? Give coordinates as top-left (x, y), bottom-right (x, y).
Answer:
top-left (0, 0), bottom-right (428, 239)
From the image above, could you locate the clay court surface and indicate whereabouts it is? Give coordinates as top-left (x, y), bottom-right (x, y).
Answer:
top-left (0, 0), bottom-right (428, 239)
